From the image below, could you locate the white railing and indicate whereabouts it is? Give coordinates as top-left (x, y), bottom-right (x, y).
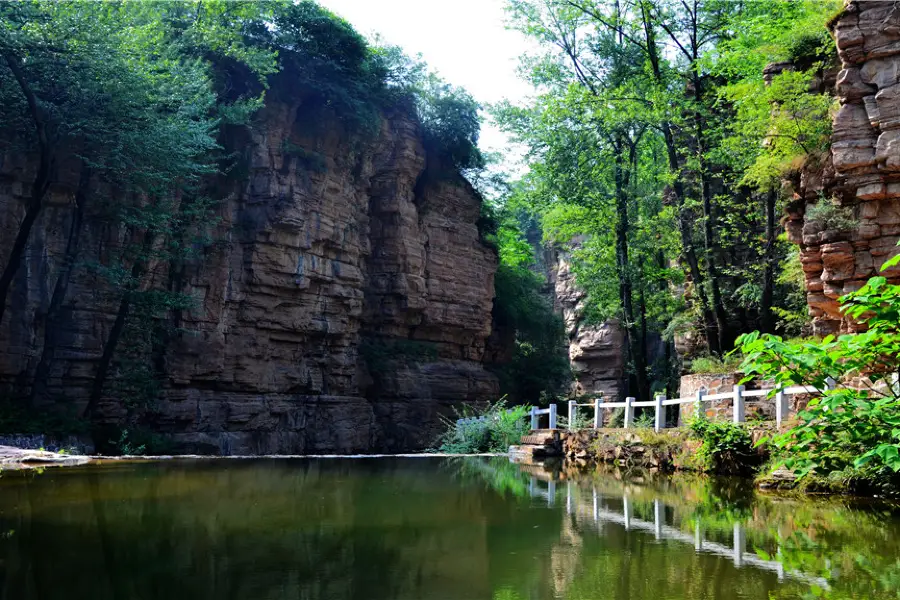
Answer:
top-left (555, 378), bottom-right (840, 432)
top-left (530, 404), bottom-right (557, 430)
top-left (462, 374), bottom-right (896, 433)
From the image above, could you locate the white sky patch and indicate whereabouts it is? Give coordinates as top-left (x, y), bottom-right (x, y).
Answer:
top-left (317, 0), bottom-right (536, 174)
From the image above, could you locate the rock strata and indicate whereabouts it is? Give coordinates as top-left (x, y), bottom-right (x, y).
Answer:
top-left (787, 0), bottom-right (900, 333)
top-left (0, 88), bottom-right (498, 453)
top-left (548, 248), bottom-right (625, 400)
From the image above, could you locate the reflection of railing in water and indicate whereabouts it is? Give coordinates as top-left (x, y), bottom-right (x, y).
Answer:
top-left (526, 478), bottom-right (829, 589)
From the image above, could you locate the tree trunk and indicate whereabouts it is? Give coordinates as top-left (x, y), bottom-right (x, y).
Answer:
top-left (639, 11), bottom-right (720, 355)
top-left (692, 70), bottom-right (729, 354)
top-left (613, 145), bottom-right (648, 400)
top-left (0, 53), bottom-right (53, 327)
top-left (30, 165), bottom-right (91, 406)
top-left (760, 188), bottom-right (777, 333)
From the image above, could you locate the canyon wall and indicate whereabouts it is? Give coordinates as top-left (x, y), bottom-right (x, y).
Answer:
top-left (545, 247), bottom-right (625, 401)
top-left (787, 0), bottom-right (900, 333)
top-left (0, 88), bottom-right (498, 453)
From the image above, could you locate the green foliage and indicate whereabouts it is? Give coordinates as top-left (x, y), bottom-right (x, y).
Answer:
top-left (416, 77), bottom-right (484, 171)
top-left (633, 412), bottom-right (655, 429)
top-left (490, 263), bottom-right (571, 403)
top-left (737, 266), bottom-right (900, 491)
top-left (805, 196), bottom-right (858, 232)
top-left (498, 0), bottom-right (836, 392)
top-left (773, 243), bottom-right (813, 337)
top-left (687, 415), bottom-right (756, 474)
top-left (721, 69), bottom-right (835, 190)
top-left (433, 400), bottom-right (531, 454)
top-left (557, 407), bottom-right (593, 430)
top-left (109, 429), bottom-right (147, 456)
top-left (688, 354), bottom-right (742, 375)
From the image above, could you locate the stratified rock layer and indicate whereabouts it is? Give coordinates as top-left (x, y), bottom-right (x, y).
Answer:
top-left (547, 248), bottom-right (625, 400)
top-left (0, 90), bottom-right (498, 453)
top-left (787, 0), bottom-right (900, 333)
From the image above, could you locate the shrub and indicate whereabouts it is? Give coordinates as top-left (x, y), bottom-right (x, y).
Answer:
top-left (433, 399), bottom-right (531, 454)
top-left (737, 251), bottom-right (900, 492)
top-left (804, 196), bottom-right (857, 233)
top-left (633, 412), bottom-right (655, 429)
top-left (689, 354), bottom-right (742, 375)
top-left (687, 415), bottom-right (756, 474)
top-left (557, 405), bottom-right (593, 429)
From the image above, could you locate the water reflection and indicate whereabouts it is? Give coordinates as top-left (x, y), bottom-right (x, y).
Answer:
top-left (0, 458), bottom-right (897, 600)
top-left (456, 457), bottom-right (900, 600)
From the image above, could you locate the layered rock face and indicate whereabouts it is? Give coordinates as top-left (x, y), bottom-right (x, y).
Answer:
top-left (787, 0), bottom-right (900, 333)
top-left (547, 248), bottom-right (625, 400)
top-left (0, 91), bottom-right (498, 453)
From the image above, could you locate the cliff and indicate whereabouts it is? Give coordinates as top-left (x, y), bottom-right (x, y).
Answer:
top-left (787, 0), bottom-right (900, 333)
top-left (549, 249), bottom-right (625, 400)
top-left (0, 89), bottom-right (499, 453)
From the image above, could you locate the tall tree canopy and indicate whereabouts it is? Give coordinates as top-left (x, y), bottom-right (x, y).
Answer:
top-left (494, 0), bottom-right (839, 400)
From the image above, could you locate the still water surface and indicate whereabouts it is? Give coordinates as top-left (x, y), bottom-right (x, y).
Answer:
top-left (0, 457), bottom-right (898, 600)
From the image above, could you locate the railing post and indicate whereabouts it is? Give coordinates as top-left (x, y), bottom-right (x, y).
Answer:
top-left (594, 397), bottom-right (602, 429)
top-left (694, 521), bottom-right (702, 551)
top-left (733, 522), bottom-right (745, 567)
top-left (547, 480), bottom-right (556, 507)
top-left (549, 403), bottom-right (557, 429)
top-left (654, 499), bottom-right (663, 540)
top-left (623, 495), bottom-right (631, 530)
top-left (530, 406), bottom-right (538, 430)
top-left (733, 385), bottom-right (745, 424)
top-left (568, 400), bottom-right (577, 430)
top-left (566, 481), bottom-right (572, 515)
top-left (775, 388), bottom-right (787, 428)
top-left (695, 388), bottom-right (705, 420)
top-left (624, 396), bottom-right (634, 429)
top-left (654, 394), bottom-right (665, 432)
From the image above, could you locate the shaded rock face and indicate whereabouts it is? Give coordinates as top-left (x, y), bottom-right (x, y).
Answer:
top-left (787, 0), bottom-right (900, 333)
top-left (547, 248), bottom-right (625, 400)
top-left (0, 92), bottom-right (498, 453)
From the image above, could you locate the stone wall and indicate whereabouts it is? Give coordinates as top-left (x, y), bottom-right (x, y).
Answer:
top-left (675, 373), bottom-right (801, 425)
top-left (0, 85), bottom-right (498, 454)
top-left (786, 0), bottom-right (900, 333)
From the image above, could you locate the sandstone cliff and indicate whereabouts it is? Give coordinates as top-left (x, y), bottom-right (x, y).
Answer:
top-left (0, 89), bottom-right (499, 453)
top-left (545, 246), bottom-right (625, 401)
top-left (786, 0), bottom-right (900, 333)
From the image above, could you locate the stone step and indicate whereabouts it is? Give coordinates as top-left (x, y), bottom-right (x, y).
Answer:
top-left (520, 430), bottom-right (559, 446)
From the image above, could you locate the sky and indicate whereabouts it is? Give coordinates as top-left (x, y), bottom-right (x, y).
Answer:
top-left (317, 0), bottom-right (537, 167)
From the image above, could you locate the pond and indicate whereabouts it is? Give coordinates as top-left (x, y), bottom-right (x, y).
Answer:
top-left (0, 457), bottom-right (897, 600)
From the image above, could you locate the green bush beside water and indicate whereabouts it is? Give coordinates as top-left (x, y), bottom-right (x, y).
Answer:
top-left (433, 400), bottom-right (531, 454)
top-left (738, 250), bottom-right (900, 494)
